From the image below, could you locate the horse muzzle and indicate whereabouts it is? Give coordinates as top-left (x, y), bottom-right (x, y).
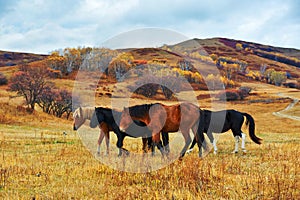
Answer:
top-left (119, 127), bottom-right (126, 132)
top-left (73, 125), bottom-right (78, 131)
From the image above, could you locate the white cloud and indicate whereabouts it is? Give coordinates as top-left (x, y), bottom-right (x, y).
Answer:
top-left (0, 0), bottom-right (299, 54)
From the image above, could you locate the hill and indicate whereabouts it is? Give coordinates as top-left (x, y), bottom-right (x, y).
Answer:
top-left (169, 37), bottom-right (300, 78)
top-left (1, 37), bottom-right (300, 79)
top-left (0, 50), bottom-right (48, 68)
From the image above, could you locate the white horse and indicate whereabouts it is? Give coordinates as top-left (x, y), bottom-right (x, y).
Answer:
top-left (73, 107), bottom-right (109, 155)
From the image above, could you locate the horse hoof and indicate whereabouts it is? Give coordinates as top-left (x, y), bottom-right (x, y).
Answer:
top-left (232, 151), bottom-right (238, 154)
top-left (242, 149), bottom-right (247, 153)
top-left (186, 149), bottom-right (193, 154)
top-left (124, 151), bottom-right (130, 157)
top-left (213, 151), bottom-right (217, 155)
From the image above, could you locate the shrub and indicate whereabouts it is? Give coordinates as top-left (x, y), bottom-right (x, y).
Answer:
top-left (129, 75), bottom-right (183, 99)
top-left (0, 73), bottom-right (8, 85)
top-left (215, 87), bottom-right (251, 101)
top-left (216, 90), bottom-right (240, 101)
top-left (134, 83), bottom-right (160, 98)
top-left (238, 86), bottom-right (251, 97)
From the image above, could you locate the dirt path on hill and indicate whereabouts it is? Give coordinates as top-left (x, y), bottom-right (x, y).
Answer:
top-left (273, 93), bottom-right (300, 121)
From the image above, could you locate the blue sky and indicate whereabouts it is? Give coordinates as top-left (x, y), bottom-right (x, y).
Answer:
top-left (0, 0), bottom-right (299, 54)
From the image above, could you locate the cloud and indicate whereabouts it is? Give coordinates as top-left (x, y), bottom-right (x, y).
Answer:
top-left (0, 0), bottom-right (299, 54)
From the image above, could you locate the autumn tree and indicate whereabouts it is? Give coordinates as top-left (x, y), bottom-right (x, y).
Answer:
top-left (46, 51), bottom-right (66, 71)
top-left (51, 89), bottom-right (73, 118)
top-left (107, 53), bottom-right (133, 81)
top-left (177, 59), bottom-right (193, 71)
top-left (37, 87), bottom-right (74, 118)
top-left (9, 64), bottom-right (50, 111)
top-left (236, 43), bottom-right (243, 50)
top-left (219, 62), bottom-right (239, 80)
top-left (37, 85), bottom-right (55, 113)
top-left (81, 48), bottom-right (118, 72)
top-left (205, 74), bottom-right (223, 90)
top-left (62, 48), bottom-right (82, 74)
top-left (270, 71), bottom-right (287, 86)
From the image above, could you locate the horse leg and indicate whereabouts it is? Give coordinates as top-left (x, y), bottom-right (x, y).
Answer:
top-left (241, 132), bottom-right (246, 152)
top-left (187, 125), bottom-right (199, 154)
top-left (142, 138), bottom-right (148, 153)
top-left (233, 135), bottom-right (240, 153)
top-left (187, 123), bottom-right (200, 154)
top-left (207, 131), bottom-right (217, 154)
top-left (186, 138), bottom-right (196, 154)
top-left (179, 130), bottom-right (192, 159)
top-left (116, 134), bottom-right (129, 157)
top-left (104, 131), bottom-right (110, 155)
top-left (162, 132), bottom-right (170, 154)
top-left (152, 132), bottom-right (165, 157)
top-left (97, 130), bottom-right (105, 155)
top-left (147, 137), bottom-right (155, 156)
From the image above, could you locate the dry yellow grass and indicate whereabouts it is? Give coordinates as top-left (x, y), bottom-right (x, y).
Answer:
top-left (0, 82), bottom-right (300, 199)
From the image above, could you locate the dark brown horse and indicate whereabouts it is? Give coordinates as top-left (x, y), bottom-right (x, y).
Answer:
top-left (119, 102), bottom-right (205, 158)
top-left (90, 107), bottom-right (169, 156)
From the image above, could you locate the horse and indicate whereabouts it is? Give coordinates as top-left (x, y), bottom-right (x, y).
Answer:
top-left (73, 107), bottom-right (111, 155)
top-left (90, 107), bottom-right (170, 156)
top-left (119, 102), bottom-right (205, 159)
top-left (187, 109), bottom-right (262, 154)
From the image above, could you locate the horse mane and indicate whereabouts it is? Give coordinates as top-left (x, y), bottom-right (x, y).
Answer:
top-left (95, 107), bottom-right (121, 116)
top-left (95, 107), bottom-right (111, 112)
top-left (128, 103), bottom-right (158, 119)
top-left (75, 107), bottom-right (95, 120)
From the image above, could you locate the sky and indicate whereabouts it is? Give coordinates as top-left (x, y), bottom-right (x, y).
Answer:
top-left (0, 0), bottom-right (300, 54)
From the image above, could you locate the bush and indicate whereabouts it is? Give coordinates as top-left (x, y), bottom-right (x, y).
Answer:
top-left (238, 86), bottom-right (251, 97)
top-left (0, 73), bottom-right (8, 85)
top-left (216, 90), bottom-right (240, 101)
top-left (215, 87), bottom-right (251, 101)
top-left (134, 83), bottom-right (160, 98)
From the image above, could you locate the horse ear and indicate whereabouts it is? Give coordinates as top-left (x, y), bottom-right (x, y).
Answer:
top-left (79, 107), bottom-right (83, 116)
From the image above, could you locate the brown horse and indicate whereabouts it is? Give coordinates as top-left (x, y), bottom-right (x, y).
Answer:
top-left (73, 107), bottom-right (110, 155)
top-left (119, 102), bottom-right (205, 158)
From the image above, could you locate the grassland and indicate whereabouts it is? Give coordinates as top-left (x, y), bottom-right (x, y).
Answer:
top-left (0, 80), bottom-right (299, 199)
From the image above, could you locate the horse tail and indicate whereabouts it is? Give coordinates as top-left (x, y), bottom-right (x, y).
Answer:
top-left (197, 109), bottom-right (205, 146)
top-left (242, 112), bottom-right (262, 144)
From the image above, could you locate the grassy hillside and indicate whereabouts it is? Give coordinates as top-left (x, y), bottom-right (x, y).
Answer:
top-left (0, 50), bottom-right (47, 68)
top-left (169, 37), bottom-right (300, 78)
top-left (0, 81), bottom-right (300, 199)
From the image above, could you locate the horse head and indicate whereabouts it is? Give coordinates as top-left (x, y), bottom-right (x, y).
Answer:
top-left (73, 107), bottom-right (85, 130)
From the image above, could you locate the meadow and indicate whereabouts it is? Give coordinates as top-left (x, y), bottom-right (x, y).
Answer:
top-left (0, 81), bottom-right (299, 199)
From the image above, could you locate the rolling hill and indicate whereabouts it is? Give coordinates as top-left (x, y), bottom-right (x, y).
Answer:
top-left (168, 37), bottom-right (300, 78)
top-left (1, 37), bottom-right (300, 87)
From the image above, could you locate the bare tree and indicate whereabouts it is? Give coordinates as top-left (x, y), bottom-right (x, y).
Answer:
top-left (9, 64), bottom-right (50, 111)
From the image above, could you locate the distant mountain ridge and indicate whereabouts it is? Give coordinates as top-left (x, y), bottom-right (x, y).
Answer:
top-left (1, 37), bottom-right (300, 79)
top-left (0, 50), bottom-right (48, 67)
